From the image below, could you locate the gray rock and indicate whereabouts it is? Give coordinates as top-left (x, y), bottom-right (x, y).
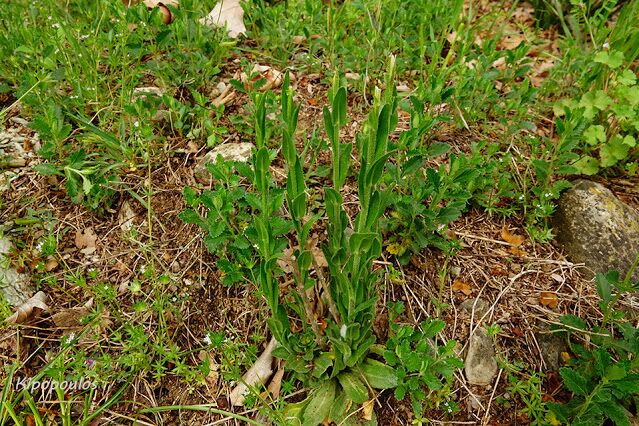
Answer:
top-left (460, 298), bottom-right (490, 319)
top-left (0, 237), bottom-right (33, 306)
top-left (464, 327), bottom-right (498, 386)
top-left (536, 328), bottom-right (565, 371)
top-left (553, 179), bottom-right (639, 281)
top-left (194, 142), bottom-right (254, 184)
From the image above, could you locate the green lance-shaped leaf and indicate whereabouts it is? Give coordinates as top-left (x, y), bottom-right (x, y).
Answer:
top-left (359, 358), bottom-right (398, 389)
top-left (333, 86), bottom-right (347, 127)
top-left (323, 106), bottom-right (335, 146)
top-left (374, 104), bottom-right (390, 161)
top-left (337, 372), bottom-right (369, 404)
top-left (302, 380), bottom-right (336, 426)
top-left (254, 147), bottom-right (271, 194)
top-left (336, 142), bottom-right (352, 189)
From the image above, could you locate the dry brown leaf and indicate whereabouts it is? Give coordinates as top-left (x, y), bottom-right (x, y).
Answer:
top-left (508, 246), bottom-right (527, 257)
top-left (45, 257), bottom-right (58, 272)
top-left (292, 35), bottom-right (306, 45)
top-left (52, 302), bottom-right (92, 329)
top-left (362, 400), bottom-right (374, 421)
top-left (267, 365), bottom-right (285, 399)
top-left (539, 291), bottom-right (559, 309)
top-left (143, 0), bottom-right (179, 24)
top-left (240, 65), bottom-right (285, 92)
top-left (201, 0), bottom-right (246, 39)
top-left (276, 247), bottom-right (296, 274)
top-left (118, 201), bottom-right (136, 232)
top-left (501, 226), bottom-right (525, 246)
top-left (452, 279), bottom-right (473, 296)
top-left (311, 246), bottom-right (328, 268)
top-left (75, 227), bottom-right (97, 249)
top-left (229, 338), bottom-right (276, 406)
top-left (6, 291), bottom-right (49, 324)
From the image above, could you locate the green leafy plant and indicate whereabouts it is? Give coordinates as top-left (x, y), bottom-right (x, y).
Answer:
top-left (555, 52), bottom-right (638, 176)
top-left (549, 256), bottom-right (639, 426)
top-left (268, 68), bottom-right (400, 425)
top-left (383, 302), bottom-right (462, 417)
top-left (496, 359), bottom-right (551, 425)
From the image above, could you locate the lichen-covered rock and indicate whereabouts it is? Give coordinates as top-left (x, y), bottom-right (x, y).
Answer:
top-left (0, 237), bottom-right (33, 306)
top-left (194, 142), bottom-right (254, 184)
top-left (460, 297), bottom-right (490, 319)
top-left (464, 327), bottom-right (498, 386)
top-left (552, 179), bottom-right (639, 280)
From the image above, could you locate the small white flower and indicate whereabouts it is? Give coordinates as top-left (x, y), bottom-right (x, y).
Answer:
top-left (203, 334), bottom-right (212, 345)
top-left (35, 240), bottom-right (44, 252)
top-left (65, 332), bottom-right (76, 345)
top-left (51, 22), bottom-right (60, 29)
top-left (603, 42), bottom-right (610, 49)
top-left (81, 34), bottom-right (90, 40)
top-left (133, 121), bottom-right (139, 128)
top-left (47, 15), bottom-right (52, 20)
top-left (544, 192), bottom-right (553, 198)
top-left (518, 195), bottom-right (525, 201)
top-left (340, 324), bottom-right (347, 339)
top-left (140, 264), bottom-right (146, 274)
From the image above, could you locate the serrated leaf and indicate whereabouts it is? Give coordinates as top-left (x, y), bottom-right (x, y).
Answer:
top-left (179, 209), bottom-right (203, 226)
top-left (560, 367), bottom-right (590, 396)
top-left (560, 314), bottom-right (588, 330)
top-left (617, 69), bottom-right (636, 86)
top-left (573, 156), bottom-right (600, 175)
top-left (583, 125), bottom-right (606, 145)
top-left (593, 50), bottom-right (624, 69)
top-left (604, 401), bottom-right (630, 426)
top-left (33, 163), bottom-right (62, 176)
top-left (359, 358), bottom-right (398, 389)
top-left (421, 319), bottom-right (446, 338)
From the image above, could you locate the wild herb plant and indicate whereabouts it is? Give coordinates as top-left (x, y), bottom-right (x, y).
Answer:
top-left (555, 54), bottom-right (638, 176)
top-left (495, 359), bottom-right (551, 426)
top-left (272, 69), bottom-right (400, 425)
top-left (383, 302), bottom-right (462, 417)
top-left (549, 257), bottom-right (639, 426)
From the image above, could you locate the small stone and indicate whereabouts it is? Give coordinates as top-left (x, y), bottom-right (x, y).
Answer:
top-left (465, 327), bottom-right (498, 386)
top-left (536, 323), bottom-right (565, 371)
top-left (194, 142), bottom-right (254, 184)
top-left (460, 298), bottom-right (490, 318)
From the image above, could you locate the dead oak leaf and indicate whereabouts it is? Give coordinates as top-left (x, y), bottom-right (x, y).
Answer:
top-left (501, 226), bottom-right (525, 246)
top-left (452, 279), bottom-right (473, 296)
top-left (201, 0), bottom-right (246, 39)
top-left (539, 291), bottom-right (559, 309)
top-left (75, 227), bottom-right (97, 255)
top-left (6, 291), bottom-right (49, 324)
